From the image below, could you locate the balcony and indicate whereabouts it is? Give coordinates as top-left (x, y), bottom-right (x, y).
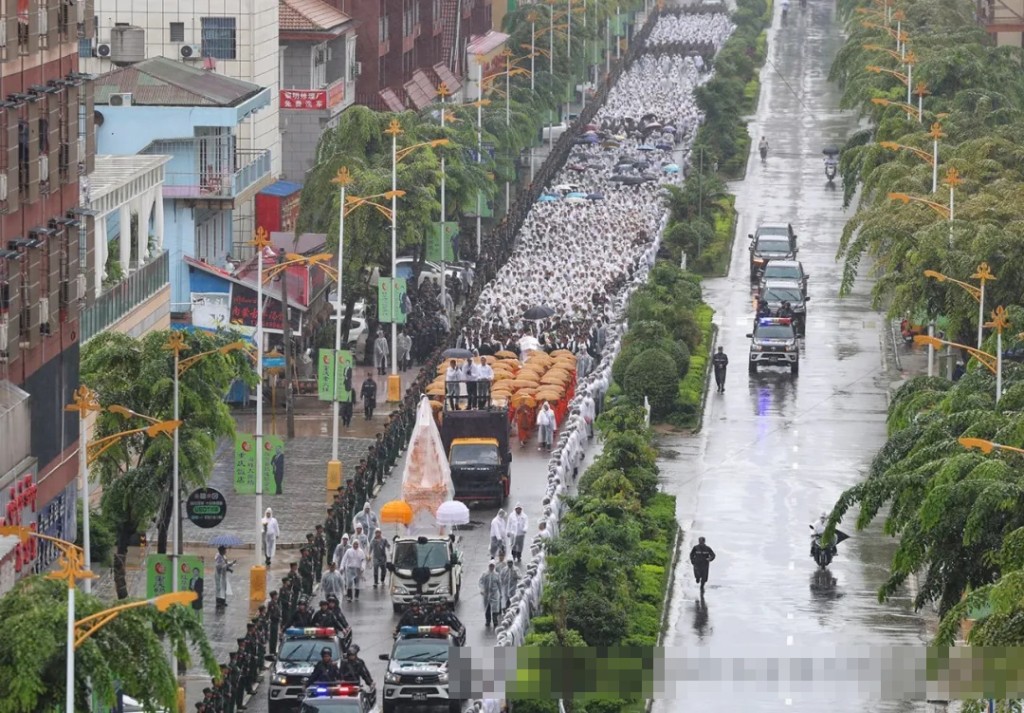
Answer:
top-left (139, 140), bottom-right (273, 202)
top-left (81, 250), bottom-right (169, 342)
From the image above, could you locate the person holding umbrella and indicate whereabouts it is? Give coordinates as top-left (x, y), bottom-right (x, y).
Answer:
top-left (214, 545), bottom-right (236, 608)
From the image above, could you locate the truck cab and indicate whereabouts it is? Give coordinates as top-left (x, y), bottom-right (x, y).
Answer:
top-left (439, 410), bottom-right (511, 505)
top-left (387, 535), bottom-right (463, 612)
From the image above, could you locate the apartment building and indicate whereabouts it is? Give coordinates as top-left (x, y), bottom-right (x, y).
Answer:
top-left (0, 0), bottom-right (97, 592)
top-left (80, 0), bottom-right (280, 258)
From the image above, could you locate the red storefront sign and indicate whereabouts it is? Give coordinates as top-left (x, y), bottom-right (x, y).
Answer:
top-left (0, 472), bottom-right (39, 582)
top-left (280, 80), bottom-right (346, 111)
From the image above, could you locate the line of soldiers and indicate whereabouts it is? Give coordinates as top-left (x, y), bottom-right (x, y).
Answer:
top-left (197, 606), bottom-right (270, 713)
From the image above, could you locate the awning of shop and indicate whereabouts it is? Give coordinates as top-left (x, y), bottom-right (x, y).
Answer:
top-left (404, 70), bottom-right (437, 109)
top-left (432, 63), bottom-right (463, 93)
top-left (378, 88), bottom-right (405, 113)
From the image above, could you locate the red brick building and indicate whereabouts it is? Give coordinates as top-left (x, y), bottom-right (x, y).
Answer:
top-left (0, 0), bottom-right (97, 590)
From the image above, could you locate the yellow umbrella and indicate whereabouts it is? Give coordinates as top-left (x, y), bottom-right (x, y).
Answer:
top-left (380, 500), bottom-right (413, 525)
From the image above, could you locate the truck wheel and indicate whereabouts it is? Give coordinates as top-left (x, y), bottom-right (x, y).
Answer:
top-left (748, 362), bottom-right (757, 375)
top-left (791, 362), bottom-right (800, 376)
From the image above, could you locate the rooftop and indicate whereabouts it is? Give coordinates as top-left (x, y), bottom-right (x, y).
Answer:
top-left (86, 155), bottom-right (172, 204)
top-left (466, 30), bottom-right (509, 56)
top-left (93, 57), bottom-right (265, 107)
top-left (280, 0), bottom-right (352, 31)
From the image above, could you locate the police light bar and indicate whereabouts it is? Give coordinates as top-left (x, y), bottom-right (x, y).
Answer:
top-left (758, 318), bottom-right (792, 326)
top-left (399, 625), bottom-right (450, 636)
top-left (307, 685), bottom-right (359, 698)
top-left (284, 627), bottom-right (336, 637)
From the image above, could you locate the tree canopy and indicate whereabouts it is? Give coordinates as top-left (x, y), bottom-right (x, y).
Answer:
top-left (0, 576), bottom-right (217, 713)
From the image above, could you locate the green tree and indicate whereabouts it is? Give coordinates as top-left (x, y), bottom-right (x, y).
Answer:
top-left (0, 576), bottom-right (217, 712)
top-left (81, 329), bottom-right (252, 598)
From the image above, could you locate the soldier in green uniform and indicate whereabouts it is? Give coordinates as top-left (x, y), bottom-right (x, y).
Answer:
top-left (245, 624), bottom-right (261, 689)
top-left (313, 524), bottom-right (327, 582)
top-left (325, 506), bottom-right (341, 556)
top-left (279, 576), bottom-right (296, 639)
top-left (343, 480), bottom-right (356, 531)
top-left (227, 651), bottom-right (242, 712)
top-left (298, 545), bottom-right (315, 596)
top-left (267, 590), bottom-right (282, 657)
top-left (289, 562), bottom-right (302, 603)
top-left (255, 606), bottom-right (269, 668)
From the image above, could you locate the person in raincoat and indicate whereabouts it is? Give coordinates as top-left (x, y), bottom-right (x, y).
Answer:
top-left (499, 559), bottom-right (520, 610)
top-left (580, 393), bottom-right (596, 440)
top-left (353, 503), bottom-right (379, 534)
top-left (351, 524), bottom-right (369, 555)
top-left (489, 510), bottom-right (507, 559)
top-left (261, 507), bottom-right (280, 566)
top-left (536, 402), bottom-right (557, 450)
top-left (214, 545), bottom-right (235, 608)
top-left (374, 333), bottom-right (389, 375)
top-left (506, 504), bottom-right (528, 563)
top-left (332, 534), bottom-right (351, 569)
top-left (479, 561), bottom-right (503, 627)
top-left (689, 537), bottom-right (716, 594)
top-left (341, 539), bottom-right (366, 600)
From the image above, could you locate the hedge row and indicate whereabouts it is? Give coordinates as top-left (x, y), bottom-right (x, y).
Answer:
top-left (673, 302), bottom-right (715, 429)
top-left (508, 405), bottom-right (679, 713)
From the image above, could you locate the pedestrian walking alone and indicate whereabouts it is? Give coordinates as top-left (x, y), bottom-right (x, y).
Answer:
top-left (712, 347), bottom-right (728, 393)
top-left (360, 372), bottom-right (377, 420)
top-left (689, 536), bottom-right (716, 594)
top-left (261, 508), bottom-right (280, 566)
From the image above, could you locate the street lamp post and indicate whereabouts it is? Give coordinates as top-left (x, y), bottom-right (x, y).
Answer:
top-left (959, 437), bottom-right (1024, 457)
top-left (505, 50), bottom-right (512, 212)
top-left (329, 167), bottom-right (351, 479)
top-left (915, 81), bottom-right (929, 122)
top-left (913, 304), bottom-right (1009, 402)
top-left (386, 118), bottom-right (402, 403)
top-left (944, 166), bottom-right (961, 222)
top-left (904, 51), bottom-right (915, 105)
top-left (438, 86), bottom-right (449, 306)
top-left (930, 122), bottom-right (944, 193)
top-left (475, 101), bottom-right (484, 258)
top-left (64, 386), bottom-right (101, 593)
top-left (252, 226), bottom-right (270, 591)
top-left (923, 263), bottom-right (997, 351)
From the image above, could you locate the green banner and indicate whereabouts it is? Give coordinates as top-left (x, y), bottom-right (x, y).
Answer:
top-left (334, 350), bottom-right (354, 400)
top-left (378, 277), bottom-right (394, 323)
top-left (234, 433), bottom-right (283, 495)
top-left (317, 348), bottom-right (353, 401)
top-left (393, 277), bottom-right (408, 325)
top-left (614, 13), bottom-right (626, 36)
top-left (468, 190), bottom-right (493, 218)
top-left (145, 554), bottom-right (204, 601)
top-left (426, 221), bottom-right (459, 263)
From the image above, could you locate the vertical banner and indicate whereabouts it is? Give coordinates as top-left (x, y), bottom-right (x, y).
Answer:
top-left (234, 434), bottom-right (282, 494)
top-left (334, 350), bottom-right (354, 401)
top-left (317, 348), bottom-right (336, 401)
top-left (426, 222), bottom-right (459, 263)
top-left (146, 554), bottom-right (205, 601)
top-left (378, 277), bottom-right (394, 323)
top-left (393, 277), bottom-right (409, 325)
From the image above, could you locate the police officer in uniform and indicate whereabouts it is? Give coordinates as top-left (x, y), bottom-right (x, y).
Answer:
top-left (299, 545), bottom-right (315, 596)
top-left (309, 647), bottom-right (343, 683)
top-left (267, 590), bottom-right (282, 657)
top-left (393, 600), bottom-right (428, 636)
top-left (313, 524), bottom-right (328, 583)
top-left (289, 599), bottom-right (313, 628)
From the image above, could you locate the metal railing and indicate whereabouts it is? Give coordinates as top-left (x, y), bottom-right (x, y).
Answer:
top-left (81, 250), bottom-right (169, 342)
top-left (140, 141), bottom-right (271, 200)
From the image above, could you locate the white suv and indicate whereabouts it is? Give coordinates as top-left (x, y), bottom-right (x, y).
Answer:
top-left (379, 626), bottom-right (461, 713)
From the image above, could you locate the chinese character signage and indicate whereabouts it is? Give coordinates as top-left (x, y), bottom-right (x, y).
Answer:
top-left (377, 278), bottom-right (409, 324)
top-left (393, 277), bottom-right (408, 325)
top-left (234, 434), bottom-right (285, 495)
top-left (229, 284), bottom-right (300, 332)
top-left (426, 222), bottom-right (459, 263)
top-left (280, 89), bottom-right (328, 110)
top-left (317, 349), bottom-right (354, 402)
top-left (146, 554), bottom-right (205, 605)
top-left (0, 468), bottom-right (39, 585)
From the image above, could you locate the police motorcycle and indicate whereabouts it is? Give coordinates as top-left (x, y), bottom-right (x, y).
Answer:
top-left (823, 147), bottom-right (840, 185)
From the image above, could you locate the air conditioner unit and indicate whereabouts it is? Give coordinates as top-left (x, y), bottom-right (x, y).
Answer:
top-left (351, 61), bottom-right (362, 79)
top-left (38, 155), bottom-right (49, 183)
top-left (109, 93), bottom-right (133, 107)
top-left (180, 44), bottom-right (201, 60)
top-left (96, 42), bottom-right (112, 58)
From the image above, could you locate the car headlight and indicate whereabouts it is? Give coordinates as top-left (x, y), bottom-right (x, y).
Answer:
top-left (753, 258), bottom-right (765, 264)
top-left (385, 672), bottom-right (401, 684)
top-left (435, 585), bottom-right (450, 594)
top-left (751, 345), bottom-right (762, 352)
top-left (272, 675), bottom-right (288, 685)
top-left (785, 344), bottom-right (797, 352)
top-left (393, 585), bottom-right (409, 594)
top-left (438, 672), bottom-right (449, 684)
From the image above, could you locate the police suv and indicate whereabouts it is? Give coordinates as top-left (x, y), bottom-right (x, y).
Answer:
top-left (747, 317), bottom-right (800, 375)
top-left (379, 626), bottom-right (462, 713)
top-left (270, 627), bottom-right (349, 711)
top-left (299, 684), bottom-right (378, 713)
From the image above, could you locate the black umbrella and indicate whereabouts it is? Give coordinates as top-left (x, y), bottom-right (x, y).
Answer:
top-left (441, 347), bottom-right (474, 359)
top-left (523, 305), bottom-right (556, 320)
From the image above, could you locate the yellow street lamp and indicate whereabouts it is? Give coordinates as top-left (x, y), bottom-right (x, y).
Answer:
top-left (928, 122), bottom-right (945, 192)
top-left (888, 192), bottom-right (950, 219)
top-left (943, 166), bottom-right (962, 221)
top-left (923, 263), bottom-right (996, 349)
top-left (469, 98), bottom-right (492, 266)
top-left (913, 305), bottom-right (1009, 401)
top-left (871, 98), bottom-right (923, 122)
top-left (914, 81), bottom-right (929, 121)
top-left (959, 437), bottom-right (1024, 457)
top-left (862, 43), bottom-right (903, 62)
top-left (866, 64), bottom-right (908, 84)
top-left (386, 119), bottom-right (450, 402)
top-left (878, 140), bottom-right (934, 165)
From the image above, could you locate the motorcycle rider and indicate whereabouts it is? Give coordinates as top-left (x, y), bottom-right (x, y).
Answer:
top-left (781, 0), bottom-right (790, 19)
top-left (323, 595), bottom-right (351, 633)
top-left (810, 512), bottom-right (828, 557)
top-left (688, 537), bottom-right (716, 594)
top-left (824, 153), bottom-right (839, 178)
top-left (309, 647), bottom-right (343, 684)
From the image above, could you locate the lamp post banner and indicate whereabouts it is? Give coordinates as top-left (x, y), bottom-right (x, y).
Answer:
top-left (234, 434), bottom-right (284, 495)
top-left (146, 554), bottom-right (204, 599)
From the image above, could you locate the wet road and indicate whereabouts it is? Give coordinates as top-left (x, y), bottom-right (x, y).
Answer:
top-left (246, 433), bottom-right (591, 713)
top-left (653, 1), bottom-right (935, 711)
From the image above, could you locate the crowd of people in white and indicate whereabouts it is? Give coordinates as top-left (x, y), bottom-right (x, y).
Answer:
top-left (488, 12), bottom-right (736, 656)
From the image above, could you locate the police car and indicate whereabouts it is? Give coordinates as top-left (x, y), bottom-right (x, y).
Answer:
top-left (270, 628), bottom-right (349, 711)
top-left (379, 626), bottom-right (462, 713)
top-left (299, 684), bottom-right (378, 713)
top-left (746, 317), bottom-right (800, 375)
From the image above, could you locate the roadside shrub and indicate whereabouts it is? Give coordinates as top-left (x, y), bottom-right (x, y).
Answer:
top-left (623, 348), bottom-right (679, 417)
top-left (635, 564), bottom-right (666, 605)
top-left (566, 590), bottom-right (630, 646)
top-left (595, 404), bottom-right (649, 437)
top-left (637, 539), bottom-right (670, 568)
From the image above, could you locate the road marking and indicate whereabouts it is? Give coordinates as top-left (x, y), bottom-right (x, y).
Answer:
top-left (787, 612), bottom-right (794, 620)
top-left (785, 699), bottom-right (793, 705)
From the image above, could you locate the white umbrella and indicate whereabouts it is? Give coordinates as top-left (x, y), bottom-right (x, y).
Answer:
top-left (436, 500), bottom-right (470, 527)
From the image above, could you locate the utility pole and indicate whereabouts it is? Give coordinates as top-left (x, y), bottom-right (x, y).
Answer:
top-left (280, 255), bottom-right (295, 439)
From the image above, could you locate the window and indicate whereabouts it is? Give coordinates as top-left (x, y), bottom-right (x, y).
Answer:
top-left (169, 22), bottom-right (185, 42)
top-left (200, 17), bottom-right (236, 59)
top-left (402, 50), bottom-right (413, 78)
top-left (433, 0), bottom-right (442, 21)
top-left (311, 43), bottom-right (327, 88)
top-left (378, 15), bottom-right (388, 42)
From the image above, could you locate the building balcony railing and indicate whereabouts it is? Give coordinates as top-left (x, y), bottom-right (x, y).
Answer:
top-left (81, 250), bottom-right (169, 343)
top-left (140, 141), bottom-right (272, 200)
